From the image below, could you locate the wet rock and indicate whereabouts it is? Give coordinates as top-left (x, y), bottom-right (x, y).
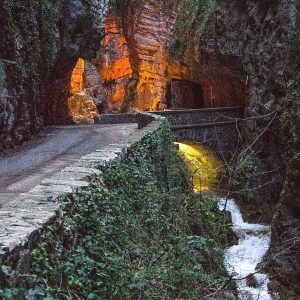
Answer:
top-left (246, 273), bottom-right (258, 288)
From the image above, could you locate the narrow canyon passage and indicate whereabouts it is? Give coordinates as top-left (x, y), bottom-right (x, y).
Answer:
top-left (0, 124), bottom-right (137, 207)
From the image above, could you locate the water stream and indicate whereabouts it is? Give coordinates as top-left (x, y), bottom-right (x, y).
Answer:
top-left (218, 198), bottom-right (272, 300)
top-left (177, 141), bottom-right (273, 299)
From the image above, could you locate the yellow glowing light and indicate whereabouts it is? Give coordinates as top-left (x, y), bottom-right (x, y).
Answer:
top-left (176, 141), bottom-right (224, 192)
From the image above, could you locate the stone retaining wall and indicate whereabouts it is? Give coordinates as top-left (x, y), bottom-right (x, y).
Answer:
top-left (0, 113), bottom-right (165, 286)
top-left (94, 107), bottom-right (242, 160)
top-left (152, 107), bottom-right (242, 160)
top-left (94, 107), bottom-right (241, 126)
top-left (173, 123), bottom-right (240, 160)
top-left (152, 107), bottom-right (242, 126)
top-left (94, 113), bottom-right (137, 124)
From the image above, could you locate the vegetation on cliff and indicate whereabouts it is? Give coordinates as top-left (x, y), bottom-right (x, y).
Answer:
top-left (168, 0), bottom-right (216, 60)
top-left (268, 73), bottom-right (300, 299)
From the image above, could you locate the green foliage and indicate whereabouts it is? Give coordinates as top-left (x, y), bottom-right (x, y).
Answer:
top-left (0, 124), bottom-right (233, 299)
top-left (0, 289), bottom-right (19, 300)
top-left (294, 152), bottom-right (300, 161)
top-left (168, 0), bottom-right (216, 60)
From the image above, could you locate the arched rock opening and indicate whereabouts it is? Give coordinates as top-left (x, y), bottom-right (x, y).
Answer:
top-left (0, 0), bottom-right (109, 147)
top-left (45, 57), bottom-right (103, 126)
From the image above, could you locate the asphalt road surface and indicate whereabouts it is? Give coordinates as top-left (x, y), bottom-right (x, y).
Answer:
top-left (0, 124), bottom-right (137, 207)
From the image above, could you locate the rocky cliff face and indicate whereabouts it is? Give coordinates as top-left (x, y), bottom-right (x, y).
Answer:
top-left (68, 58), bottom-right (98, 123)
top-left (199, 0), bottom-right (299, 296)
top-left (270, 73), bottom-right (300, 297)
top-left (98, 0), bottom-right (246, 112)
top-left (103, 0), bottom-right (300, 295)
top-left (97, 1), bottom-right (175, 112)
top-left (0, 0), bottom-right (108, 151)
top-left (98, 13), bottom-right (133, 112)
top-left (124, 0), bottom-right (175, 111)
top-left (194, 0), bottom-right (299, 295)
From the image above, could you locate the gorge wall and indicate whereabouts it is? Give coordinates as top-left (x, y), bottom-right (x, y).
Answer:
top-left (100, 0), bottom-right (299, 295)
top-left (196, 0), bottom-right (299, 296)
top-left (0, 0), bottom-right (299, 296)
top-left (97, 1), bottom-right (247, 112)
top-left (172, 0), bottom-right (299, 296)
top-left (0, 0), bottom-right (109, 151)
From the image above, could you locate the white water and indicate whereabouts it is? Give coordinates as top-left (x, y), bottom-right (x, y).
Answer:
top-left (218, 198), bottom-right (272, 300)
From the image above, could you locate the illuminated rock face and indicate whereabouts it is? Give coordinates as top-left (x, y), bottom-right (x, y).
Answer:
top-left (97, 3), bottom-right (184, 112)
top-left (98, 1), bottom-right (247, 112)
top-left (125, 1), bottom-right (176, 111)
top-left (68, 59), bottom-right (97, 123)
top-left (70, 59), bottom-right (85, 94)
top-left (99, 14), bottom-right (133, 112)
top-left (99, 2), bottom-right (176, 112)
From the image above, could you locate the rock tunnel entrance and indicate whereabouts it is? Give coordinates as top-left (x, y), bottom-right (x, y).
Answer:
top-left (44, 58), bottom-right (101, 125)
top-left (44, 57), bottom-right (100, 126)
top-left (166, 80), bottom-right (204, 109)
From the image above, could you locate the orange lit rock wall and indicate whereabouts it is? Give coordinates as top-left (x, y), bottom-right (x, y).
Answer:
top-left (99, 1), bottom-right (247, 112)
top-left (70, 58), bottom-right (85, 94)
top-left (99, 14), bottom-right (133, 112)
top-left (68, 59), bottom-right (97, 123)
top-left (125, 1), bottom-right (176, 111)
top-left (98, 2), bottom-right (177, 112)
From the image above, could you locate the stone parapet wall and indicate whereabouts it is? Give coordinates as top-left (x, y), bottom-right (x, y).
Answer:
top-left (173, 123), bottom-right (239, 161)
top-left (94, 107), bottom-right (242, 159)
top-left (94, 113), bottom-right (137, 124)
top-left (151, 107), bottom-right (242, 160)
top-left (94, 107), bottom-right (242, 126)
top-left (152, 107), bottom-right (242, 126)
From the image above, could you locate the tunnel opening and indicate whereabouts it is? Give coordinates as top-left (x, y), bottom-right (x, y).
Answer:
top-left (166, 80), bottom-right (204, 109)
top-left (44, 57), bottom-right (100, 126)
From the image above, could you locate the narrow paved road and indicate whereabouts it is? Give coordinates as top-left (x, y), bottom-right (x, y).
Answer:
top-left (0, 124), bottom-right (137, 207)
